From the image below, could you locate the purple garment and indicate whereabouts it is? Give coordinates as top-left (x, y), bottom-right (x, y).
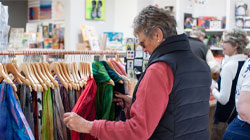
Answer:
top-left (0, 83), bottom-right (35, 140)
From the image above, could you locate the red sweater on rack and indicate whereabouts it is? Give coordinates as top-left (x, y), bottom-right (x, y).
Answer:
top-left (90, 62), bottom-right (174, 140)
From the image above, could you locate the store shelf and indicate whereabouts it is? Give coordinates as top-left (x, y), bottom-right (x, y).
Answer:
top-left (210, 46), bottom-right (223, 51)
top-left (184, 29), bottom-right (225, 32)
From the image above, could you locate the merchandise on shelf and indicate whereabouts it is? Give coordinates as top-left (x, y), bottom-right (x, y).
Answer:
top-left (235, 2), bottom-right (250, 29)
top-left (197, 16), bottom-right (225, 30)
top-left (0, 2), bottom-right (10, 50)
top-left (9, 23), bottom-right (64, 49)
top-left (81, 25), bottom-right (99, 51)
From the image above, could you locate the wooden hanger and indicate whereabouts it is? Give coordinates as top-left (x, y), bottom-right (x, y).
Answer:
top-left (115, 54), bottom-right (124, 64)
top-left (72, 63), bottom-right (81, 90)
top-left (28, 63), bottom-right (44, 92)
top-left (62, 62), bottom-right (77, 90)
top-left (19, 63), bottom-right (38, 91)
top-left (73, 62), bottom-right (84, 88)
top-left (58, 62), bottom-right (72, 90)
top-left (38, 63), bottom-right (54, 89)
top-left (0, 63), bottom-right (17, 92)
top-left (31, 63), bottom-right (47, 91)
top-left (6, 63), bottom-right (31, 85)
top-left (35, 63), bottom-right (53, 89)
top-left (26, 63), bottom-right (41, 91)
top-left (41, 62), bottom-right (59, 87)
top-left (79, 62), bottom-right (86, 87)
top-left (50, 62), bottom-right (68, 90)
top-left (5, 63), bottom-right (22, 84)
top-left (67, 63), bottom-right (79, 90)
top-left (6, 63), bottom-right (32, 91)
top-left (105, 79), bottom-right (115, 86)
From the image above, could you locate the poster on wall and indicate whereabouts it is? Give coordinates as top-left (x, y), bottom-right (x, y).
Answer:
top-left (40, 0), bottom-right (52, 19)
top-left (104, 32), bottom-right (123, 50)
top-left (29, 7), bottom-right (39, 20)
top-left (28, 0), bottom-right (40, 20)
top-left (52, 0), bottom-right (64, 20)
top-left (85, 0), bottom-right (106, 20)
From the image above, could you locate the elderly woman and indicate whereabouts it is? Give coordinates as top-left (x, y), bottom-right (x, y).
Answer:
top-left (63, 5), bottom-right (211, 140)
top-left (211, 29), bottom-right (249, 140)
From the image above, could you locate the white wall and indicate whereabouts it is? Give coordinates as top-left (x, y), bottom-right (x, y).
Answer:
top-left (193, 0), bottom-right (227, 18)
top-left (65, 0), bottom-right (115, 50)
top-left (113, 0), bottom-right (138, 38)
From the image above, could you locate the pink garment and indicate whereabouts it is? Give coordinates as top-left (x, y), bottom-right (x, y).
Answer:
top-left (110, 59), bottom-right (127, 76)
top-left (90, 62), bottom-right (174, 140)
top-left (110, 59), bottom-right (131, 93)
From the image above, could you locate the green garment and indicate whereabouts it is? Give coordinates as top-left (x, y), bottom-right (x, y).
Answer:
top-left (100, 61), bottom-right (122, 83)
top-left (92, 61), bottom-right (115, 121)
top-left (42, 87), bottom-right (54, 140)
top-left (92, 60), bottom-right (111, 83)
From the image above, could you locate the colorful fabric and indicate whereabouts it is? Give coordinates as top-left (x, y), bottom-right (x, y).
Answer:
top-left (92, 61), bottom-right (111, 83)
top-left (41, 87), bottom-right (54, 140)
top-left (17, 84), bottom-right (35, 135)
top-left (71, 77), bottom-right (97, 140)
top-left (32, 91), bottom-right (39, 140)
top-left (95, 83), bottom-right (114, 120)
top-left (100, 61), bottom-right (122, 83)
top-left (92, 61), bottom-right (115, 120)
top-left (69, 90), bottom-right (76, 111)
top-left (110, 59), bottom-right (127, 76)
top-left (52, 87), bottom-right (67, 140)
top-left (59, 84), bottom-right (71, 140)
top-left (37, 91), bottom-right (43, 140)
top-left (0, 83), bottom-right (35, 140)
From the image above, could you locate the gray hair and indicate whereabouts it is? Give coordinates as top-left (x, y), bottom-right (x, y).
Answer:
top-left (133, 5), bottom-right (177, 39)
top-left (223, 28), bottom-right (249, 54)
top-left (190, 26), bottom-right (206, 37)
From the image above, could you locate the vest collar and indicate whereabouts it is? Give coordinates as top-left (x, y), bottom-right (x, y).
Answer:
top-left (149, 34), bottom-right (190, 63)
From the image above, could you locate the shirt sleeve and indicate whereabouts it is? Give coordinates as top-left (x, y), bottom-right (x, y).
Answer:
top-left (206, 49), bottom-right (220, 73)
top-left (90, 62), bottom-right (174, 140)
top-left (241, 63), bottom-right (250, 92)
top-left (212, 62), bottom-right (238, 105)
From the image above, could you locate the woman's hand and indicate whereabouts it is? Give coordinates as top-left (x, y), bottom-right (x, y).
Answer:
top-left (63, 112), bottom-right (93, 133)
top-left (113, 91), bottom-right (132, 109)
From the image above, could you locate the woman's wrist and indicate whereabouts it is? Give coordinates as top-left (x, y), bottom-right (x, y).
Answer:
top-left (81, 119), bottom-right (93, 133)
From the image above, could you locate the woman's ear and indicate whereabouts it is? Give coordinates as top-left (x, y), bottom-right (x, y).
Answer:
top-left (155, 27), bottom-right (164, 42)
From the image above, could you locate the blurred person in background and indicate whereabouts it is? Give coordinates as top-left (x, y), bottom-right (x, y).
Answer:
top-left (189, 26), bottom-right (220, 74)
top-left (210, 28), bottom-right (249, 140)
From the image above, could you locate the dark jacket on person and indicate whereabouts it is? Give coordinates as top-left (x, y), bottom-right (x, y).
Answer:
top-left (132, 34), bottom-right (212, 140)
top-left (188, 36), bottom-right (209, 61)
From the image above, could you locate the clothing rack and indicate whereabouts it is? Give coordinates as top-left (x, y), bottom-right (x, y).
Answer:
top-left (0, 50), bottom-right (126, 56)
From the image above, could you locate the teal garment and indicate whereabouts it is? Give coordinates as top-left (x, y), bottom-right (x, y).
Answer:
top-left (92, 61), bottom-right (115, 121)
top-left (100, 61), bottom-right (122, 83)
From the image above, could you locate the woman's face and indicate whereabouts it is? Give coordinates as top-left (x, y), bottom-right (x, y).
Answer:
top-left (222, 41), bottom-right (238, 56)
top-left (137, 32), bottom-right (159, 55)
